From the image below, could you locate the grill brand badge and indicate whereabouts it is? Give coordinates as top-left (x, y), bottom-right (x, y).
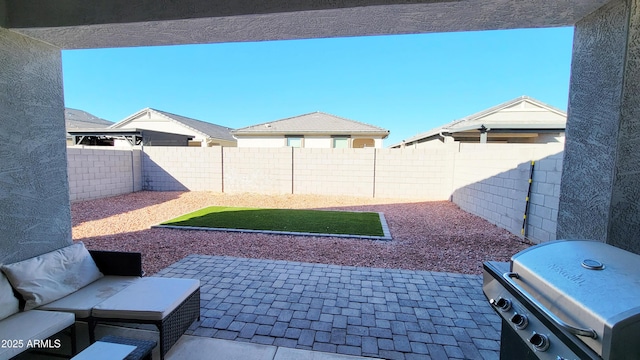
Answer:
top-left (548, 263), bottom-right (586, 285)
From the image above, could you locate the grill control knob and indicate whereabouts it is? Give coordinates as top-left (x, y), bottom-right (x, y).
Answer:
top-left (510, 313), bottom-right (528, 330)
top-left (529, 332), bottom-right (550, 352)
top-left (490, 297), bottom-right (512, 312)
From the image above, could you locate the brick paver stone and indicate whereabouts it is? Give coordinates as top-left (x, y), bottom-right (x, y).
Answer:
top-left (156, 255), bottom-right (500, 359)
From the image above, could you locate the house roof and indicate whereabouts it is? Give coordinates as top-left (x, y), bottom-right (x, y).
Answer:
top-left (391, 96), bottom-right (567, 147)
top-left (232, 112), bottom-right (389, 137)
top-left (110, 108), bottom-right (236, 142)
top-left (65, 108), bottom-right (113, 130)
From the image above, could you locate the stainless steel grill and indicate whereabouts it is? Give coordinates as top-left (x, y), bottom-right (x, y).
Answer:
top-left (483, 240), bottom-right (640, 360)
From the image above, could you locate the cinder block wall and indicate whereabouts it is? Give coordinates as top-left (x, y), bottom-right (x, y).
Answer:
top-left (294, 148), bottom-right (375, 197)
top-left (142, 147), bottom-right (222, 191)
top-left (66, 144), bottom-right (565, 243)
top-left (224, 147), bottom-right (292, 194)
top-left (67, 147), bottom-right (142, 202)
top-left (451, 143), bottom-right (564, 243)
top-left (527, 152), bottom-right (563, 242)
top-left (374, 147), bottom-right (456, 200)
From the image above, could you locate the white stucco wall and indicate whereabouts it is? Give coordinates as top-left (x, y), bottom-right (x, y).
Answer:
top-left (0, 29), bottom-right (72, 264)
top-left (236, 137), bottom-right (286, 148)
top-left (237, 135), bottom-right (385, 148)
top-left (117, 112), bottom-right (201, 140)
top-left (304, 137), bottom-right (331, 148)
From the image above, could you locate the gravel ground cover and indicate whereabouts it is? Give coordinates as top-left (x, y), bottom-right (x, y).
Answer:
top-left (72, 191), bottom-right (532, 276)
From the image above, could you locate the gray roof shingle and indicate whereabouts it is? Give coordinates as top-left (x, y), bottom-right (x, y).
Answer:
top-left (150, 109), bottom-right (236, 142)
top-left (65, 108), bottom-right (113, 130)
top-left (232, 112), bottom-right (389, 136)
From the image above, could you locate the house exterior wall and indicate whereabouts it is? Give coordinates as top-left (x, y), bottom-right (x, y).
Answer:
top-left (236, 135), bottom-right (385, 148)
top-left (67, 147), bottom-right (142, 201)
top-left (117, 112), bottom-right (200, 138)
top-left (236, 137), bottom-right (285, 148)
top-left (507, 133), bottom-right (565, 144)
top-left (303, 137), bottom-right (331, 148)
top-left (479, 107), bottom-right (566, 124)
top-left (0, 29), bottom-right (71, 264)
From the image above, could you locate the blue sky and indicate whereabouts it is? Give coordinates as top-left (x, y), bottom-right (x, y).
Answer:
top-left (62, 27), bottom-right (574, 146)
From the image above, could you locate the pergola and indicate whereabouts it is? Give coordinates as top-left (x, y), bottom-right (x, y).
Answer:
top-left (68, 128), bottom-right (194, 147)
top-left (1, 0), bottom-right (638, 263)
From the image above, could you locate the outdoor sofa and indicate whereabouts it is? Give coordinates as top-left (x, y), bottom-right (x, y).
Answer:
top-left (0, 270), bottom-right (76, 359)
top-left (0, 242), bottom-right (200, 359)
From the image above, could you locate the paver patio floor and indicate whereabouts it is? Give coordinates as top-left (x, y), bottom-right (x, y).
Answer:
top-left (156, 255), bottom-right (501, 360)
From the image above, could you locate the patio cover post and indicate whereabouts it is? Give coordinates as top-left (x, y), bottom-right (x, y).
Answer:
top-left (558, 0), bottom-right (640, 253)
top-left (0, 28), bottom-right (72, 263)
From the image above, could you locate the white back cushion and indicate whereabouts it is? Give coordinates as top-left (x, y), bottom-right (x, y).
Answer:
top-left (0, 271), bottom-right (19, 320)
top-left (1, 242), bottom-right (103, 310)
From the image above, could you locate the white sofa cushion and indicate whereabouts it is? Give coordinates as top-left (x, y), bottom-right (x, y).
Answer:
top-left (0, 271), bottom-right (19, 321)
top-left (92, 277), bottom-right (200, 321)
top-left (38, 276), bottom-right (140, 318)
top-left (0, 242), bottom-right (103, 310)
top-left (0, 310), bottom-right (75, 359)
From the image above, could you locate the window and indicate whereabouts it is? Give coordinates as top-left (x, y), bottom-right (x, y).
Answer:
top-left (332, 137), bottom-right (349, 148)
top-left (286, 136), bottom-right (303, 148)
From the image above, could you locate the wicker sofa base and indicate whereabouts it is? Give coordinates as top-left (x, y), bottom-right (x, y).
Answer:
top-left (88, 288), bottom-right (200, 359)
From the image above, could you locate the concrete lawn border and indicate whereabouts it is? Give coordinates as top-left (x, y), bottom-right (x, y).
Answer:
top-left (152, 212), bottom-right (392, 241)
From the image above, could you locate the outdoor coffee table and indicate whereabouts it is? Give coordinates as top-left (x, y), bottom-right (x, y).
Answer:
top-left (89, 277), bottom-right (200, 360)
top-left (72, 335), bottom-right (156, 360)
top-left (71, 341), bottom-right (136, 360)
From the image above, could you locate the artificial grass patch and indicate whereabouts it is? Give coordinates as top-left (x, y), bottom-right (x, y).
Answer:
top-left (160, 206), bottom-right (385, 237)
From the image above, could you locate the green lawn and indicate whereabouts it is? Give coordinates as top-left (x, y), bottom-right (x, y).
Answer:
top-left (160, 206), bottom-right (385, 236)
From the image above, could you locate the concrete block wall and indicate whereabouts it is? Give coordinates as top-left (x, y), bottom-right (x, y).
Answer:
top-left (526, 152), bottom-right (563, 242)
top-left (374, 147), bottom-right (456, 200)
top-left (66, 143), bottom-right (565, 243)
top-left (67, 147), bottom-right (142, 202)
top-left (294, 148), bottom-right (375, 197)
top-left (451, 143), bottom-right (565, 243)
top-left (224, 147), bottom-right (292, 194)
top-left (142, 147), bottom-right (222, 191)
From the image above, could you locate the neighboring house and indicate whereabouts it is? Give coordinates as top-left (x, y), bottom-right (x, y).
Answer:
top-left (65, 108), bottom-right (113, 145)
top-left (109, 108), bottom-right (237, 147)
top-left (231, 112), bottom-right (389, 148)
top-left (389, 96), bottom-right (567, 148)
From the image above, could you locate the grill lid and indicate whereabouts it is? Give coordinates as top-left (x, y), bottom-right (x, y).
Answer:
top-left (509, 240), bottom-right (640, 359)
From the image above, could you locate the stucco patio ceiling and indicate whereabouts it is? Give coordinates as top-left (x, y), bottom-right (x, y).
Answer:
top-left (6, 0), bottom-right (610, 49)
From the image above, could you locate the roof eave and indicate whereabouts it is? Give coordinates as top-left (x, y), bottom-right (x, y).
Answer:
top-left (449, 123), bottom-right (566, 133)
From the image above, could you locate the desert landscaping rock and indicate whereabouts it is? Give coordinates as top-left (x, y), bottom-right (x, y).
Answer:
top-left (72, 191), bottom-right (532, 275)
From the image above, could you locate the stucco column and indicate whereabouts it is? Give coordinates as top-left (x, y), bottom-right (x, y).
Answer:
top-left (558, 0), bottom-right (640, 254)
top-left (0, 28), bottom-right (72, 263)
